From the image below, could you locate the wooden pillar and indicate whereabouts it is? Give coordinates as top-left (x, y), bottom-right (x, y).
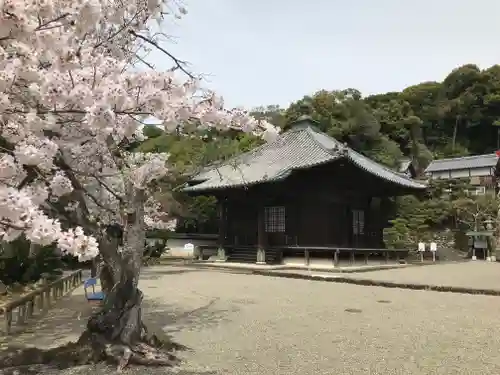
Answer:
top-left (333, 249), bottom-right (340, 267)
top-left (349, 251), bottom-right (355, 265)
top-left (256, 204), bottom-right (266, 264)
top-left (304, 249), bottom-right (310, 266)
top-left (287, 198), bottom-right (300, 246)
top-left (216, 199), bottom-right (227, 262)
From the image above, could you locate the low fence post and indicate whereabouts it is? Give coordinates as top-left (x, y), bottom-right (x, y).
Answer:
top-left (44, 288), bottom-right (51, 312)
top-left (26, 300), bottom-right (34, 319)
top-left (4, 310), bottom-right (12, 335)
top-left (38, 292), bottom-right (45, 312)
top-left (17, 304), bottom-right (26, 325)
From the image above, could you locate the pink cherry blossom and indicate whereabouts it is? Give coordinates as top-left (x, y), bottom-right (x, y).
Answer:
top-left (0, 0), bottom-right (279, 260)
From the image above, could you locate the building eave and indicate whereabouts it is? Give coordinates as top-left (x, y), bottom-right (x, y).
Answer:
top-left (184, 125), bottom-right (427, 193)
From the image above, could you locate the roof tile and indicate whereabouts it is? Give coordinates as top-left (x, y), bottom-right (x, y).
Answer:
top-left (425, 154), bottom-right (498, 173)
top-left (184, 125), bottom-right (426, 192)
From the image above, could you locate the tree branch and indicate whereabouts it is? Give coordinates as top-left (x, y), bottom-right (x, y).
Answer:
top-left (128, 30), bottom-right (194, 79)
top-left (0, 220), bottom-right (26, 231)
top-left (36, 13), bottom-right (70, 31)
top-left (92, 174), bottom-right (124, 203)
top-left (4, 109), bottom-right (151, 116)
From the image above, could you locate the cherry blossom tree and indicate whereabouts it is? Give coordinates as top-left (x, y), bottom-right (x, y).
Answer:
top-left (0, 0), bottom-right (277, 371)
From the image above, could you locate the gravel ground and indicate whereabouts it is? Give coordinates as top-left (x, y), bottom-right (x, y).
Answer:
top-left (143, 266), bottom-right (500, 375)
top-left (343, 261), bottom-right (500, 290)
top-left (5, 265), bottom-right (500, 375)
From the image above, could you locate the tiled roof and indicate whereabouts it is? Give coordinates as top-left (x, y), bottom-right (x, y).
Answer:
top-left (184, 123), bottom-right (427, 192)
top-left (425, 154), bottom-right (499, 173)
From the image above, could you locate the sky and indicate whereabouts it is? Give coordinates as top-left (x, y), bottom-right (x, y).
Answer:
top-left (149, 0), bottom-right (500, 109)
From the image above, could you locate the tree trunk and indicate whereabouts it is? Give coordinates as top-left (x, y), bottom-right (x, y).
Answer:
top-left (495, 204), bottom-right (500, 260)
top-left (90, 258), bottom-right (98, 278)
top-left (83, 184), bottom-right (177, 370)
top-left (452, 116), bottom-right (459, 151)
top-left (0, 185), bottom-right (180, 373)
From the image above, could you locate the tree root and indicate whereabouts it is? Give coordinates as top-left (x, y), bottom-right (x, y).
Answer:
top-left (102, 336), bottom-right (181, 371)
top-left (0, 328), bottom-right (184, 374)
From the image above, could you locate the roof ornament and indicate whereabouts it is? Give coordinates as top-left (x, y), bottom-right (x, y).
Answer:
top-left (285, 100), bottom-right (316, 131)
top-left (297, 101), bottom-right (313, 120)
top-left (339, 142), bottom-right (349, 156)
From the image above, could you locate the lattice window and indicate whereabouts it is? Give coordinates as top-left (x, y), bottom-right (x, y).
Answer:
top-left (265, 206), bottom-right (286, 233)
top-left (352, 209), bottom-right (365, 235)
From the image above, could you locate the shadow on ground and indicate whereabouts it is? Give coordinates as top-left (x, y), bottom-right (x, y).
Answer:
top-left (144, 296), bottom-right (236, 335)
top-left (0, 274), bottom-right (236, 374)
top-left (0, 291), bottom-right (93, 349)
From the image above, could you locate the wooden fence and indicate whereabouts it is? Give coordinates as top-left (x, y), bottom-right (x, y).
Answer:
top-left (0, 269), bottom-right (83, 335)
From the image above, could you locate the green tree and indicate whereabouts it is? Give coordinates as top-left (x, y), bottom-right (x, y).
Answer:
top-left (136, 128), bottom-right (263, 233)
top-left (286, 90), bottom-right (403, 168)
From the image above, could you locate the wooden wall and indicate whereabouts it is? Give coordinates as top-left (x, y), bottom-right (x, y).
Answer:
top-left (226, 200), bottom-right (257, 246)
top-left (215, 159), bottom-right (413, 249)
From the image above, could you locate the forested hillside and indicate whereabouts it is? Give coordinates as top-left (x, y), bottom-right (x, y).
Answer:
top-left (253, 64), bottom-right (500, 173)
top-left (139, 63), bottom-right (500, 249)
top-left (142, 63), bottom-right (500, 179)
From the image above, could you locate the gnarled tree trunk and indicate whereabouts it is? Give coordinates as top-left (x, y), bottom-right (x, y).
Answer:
top-left (83, 185), bottom-right (178, 370)
top-left (0, 186), bottom-right (181, 373)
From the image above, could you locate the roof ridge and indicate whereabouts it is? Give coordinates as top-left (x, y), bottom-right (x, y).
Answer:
top-left (346, 146), bottom-right (424, 184)
top-left (306, 127), bottom-right (423, 184)
top-left (186, 125), bottom-right (427, 192)
top-left (304, 127), bottom-right (342, 156)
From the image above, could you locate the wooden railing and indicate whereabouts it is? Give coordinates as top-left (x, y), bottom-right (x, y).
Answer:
top-left (169, 233), bottom-right (218, 240)
top-left (0, 269), bottom-right (83, 335)
top-left (194, 244), bottom-right (410, 266)
top-left (276, 246), bottom-right (409, 267)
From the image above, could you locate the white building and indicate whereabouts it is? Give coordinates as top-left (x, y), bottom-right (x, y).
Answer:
top-left (424, 153), bottom-right (499, 195)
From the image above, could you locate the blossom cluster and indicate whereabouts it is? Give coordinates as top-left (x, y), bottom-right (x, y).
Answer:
top-left (0, 0), bottom-right (279, 261)
top-left (0, 187), bottom-right (98, 258)
top-left (143, 197), bottom-right (177, 230)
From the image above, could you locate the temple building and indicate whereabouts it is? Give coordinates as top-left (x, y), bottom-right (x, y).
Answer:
top-left (424, 153), bottom-right (499, 196)
top-left (183, 107), bottom-right (427, 264)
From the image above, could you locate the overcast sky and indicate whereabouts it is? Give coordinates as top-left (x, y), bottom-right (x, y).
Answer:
top-left (149, 0), bottom-right (500, 109)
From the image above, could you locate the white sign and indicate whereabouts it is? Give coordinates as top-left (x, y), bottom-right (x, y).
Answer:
top-left (430, 242), bottom-right (437, 252)
top-left (474, 239), bottom-right (487, 249)
top-left (418, 242), bottom-right (426, 252)
top-left (184, 243), bottom-right (194, 252)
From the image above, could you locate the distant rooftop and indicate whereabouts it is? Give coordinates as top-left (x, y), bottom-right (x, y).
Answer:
top-left (425, 154), bottom-right (499, 173)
